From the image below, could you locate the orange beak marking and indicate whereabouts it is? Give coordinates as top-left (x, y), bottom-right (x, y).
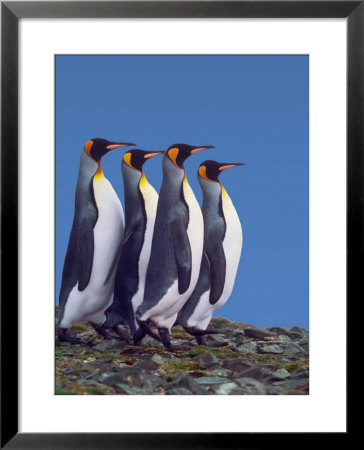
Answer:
top-left (106, 144), bottom-right (127, 150)
top-left (190, 147), bottom-right (208, 154)
top-left (219, 164), bottom-right (237, 171)
top-left (144, 152), bottom-right (162, 159)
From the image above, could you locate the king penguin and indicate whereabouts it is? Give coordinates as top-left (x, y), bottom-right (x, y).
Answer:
top-left (135, 143), bottom-right (214, 351)
top-left (57, 138), bottom-right (135, 344)
top-left (102, 149), bottom-right (162, 339)
top-left (176, 160), bottom-right (244, 345)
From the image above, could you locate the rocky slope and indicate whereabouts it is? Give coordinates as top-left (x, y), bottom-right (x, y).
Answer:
top-left (55, 317), bottom-right (309, 395)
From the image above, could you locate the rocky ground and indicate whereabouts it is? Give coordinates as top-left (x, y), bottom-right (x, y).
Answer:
top-left (55, 317), bottom-right (309, 395)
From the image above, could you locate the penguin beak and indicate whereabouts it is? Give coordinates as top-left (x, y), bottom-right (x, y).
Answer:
top-left (144, 151), bottom-right (163, 159)
top-left (106, 142), bottom-right (136, 150)
top-left (218, 163), bottom-right (245, 171)
top-left (190, 145), bottom-right (215, 154)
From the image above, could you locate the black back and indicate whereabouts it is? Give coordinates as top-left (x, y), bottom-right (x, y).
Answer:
top-left (104, 164), bottom-right (147, 334)
top-left (137, 155), bottom-right (192, 317)
top-left (58, 151), bottom-right (99, 324)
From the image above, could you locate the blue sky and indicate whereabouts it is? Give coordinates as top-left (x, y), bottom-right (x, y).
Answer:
top-left (56, 55), bottom-right (309, 328)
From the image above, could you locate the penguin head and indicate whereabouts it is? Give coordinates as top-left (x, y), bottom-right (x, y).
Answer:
top-left (84, 138), bottom-right (136, 161)
top-left (198, 160), bottom-right (244, 182)
top-left (166, 144), bottom-right (214, 169)
top-left (122, 149), bottom-right (162, 171)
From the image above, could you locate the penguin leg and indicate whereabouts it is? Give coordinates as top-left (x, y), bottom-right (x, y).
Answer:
top-left (57, 328), bottom-right (82, 345)
top-left (133, 327), bottom-right (146, 346)
top-left (196, 335), bottom-right (208, 346)
top-left (137, 319), bottom-right (162, 343)
top-left (158, 327), bottom-right (191, 352)
top-left (184, 325), bottom-right (219, 336)
top-left (89, 322), bottom-right (115, 340)
top-left (112, 325), bottom-right (131, 343)
top-left (183, 326), bottom-right (220, 346)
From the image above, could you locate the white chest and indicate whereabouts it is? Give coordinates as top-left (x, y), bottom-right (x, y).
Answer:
top-left (139, 178), bottom-right (204, 331)
top-left (220, 188), bottom-right (243, 301)
top-left (130, 178), bottom-right (159, 311)
top-left (91, 174), bottom-right (125, 284)
top-left (185, 188), bottom-right (243, 330)
top-left (59, 175), bottom-right (124, 328)
top-left (183, 178), bottom-right (204, 287)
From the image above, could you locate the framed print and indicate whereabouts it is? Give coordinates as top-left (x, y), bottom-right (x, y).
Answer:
top-left (1, 1), bottom-right (354, 447)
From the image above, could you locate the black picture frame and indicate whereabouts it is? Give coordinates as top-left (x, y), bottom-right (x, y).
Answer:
top-left (1, 1), bottom-right (354, 448)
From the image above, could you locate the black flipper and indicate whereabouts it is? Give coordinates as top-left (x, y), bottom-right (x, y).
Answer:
top-left (58, 152), bottom-right (99, 325)
top-left (104, 221), bottom-right (142, 339)
top-left (57, 219), bottom-right (79, 324)
top-left (176, 252), bottom-right (210, 327)
top-left (104, 223), bottom-right (139, 285)
top-left (104, 238), bottom-right (124, 286)
top-left (77, 218), bottom-right (95, 291)
top-left (205, 242), bottom-right (226, 305)
top-left (168, 219), bottom-right (192, 294)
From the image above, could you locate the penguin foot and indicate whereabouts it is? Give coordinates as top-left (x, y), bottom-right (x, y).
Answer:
top-left (112, 325), bottom-right (131, 343)
top-left (57, 328), bottom-right (82, 345)
top-left (184, 326), bottom-right (219, 336)
top-left (89, 322), bottom-right (115, 340)
top-left (157, 327), bottom-right (191, 352)
top-left (167, 343), bottom-right (192, 352)
top-left (137, 319), bottom-right (162, 343)
top-left (196, 335), bottom-right (208, 346)
top-left (182, 326), bottom-right (214, 346)
top-left (133, 327), bottom-right (146, 345)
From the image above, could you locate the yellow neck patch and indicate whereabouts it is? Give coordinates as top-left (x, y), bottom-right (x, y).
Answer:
top-left (94, 161), bottom-right (104, 179)
top-left (140, 171), bottom-right (147, 187)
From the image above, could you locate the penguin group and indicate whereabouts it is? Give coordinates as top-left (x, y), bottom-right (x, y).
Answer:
top-left (57, 139), bottom-right (243, 351)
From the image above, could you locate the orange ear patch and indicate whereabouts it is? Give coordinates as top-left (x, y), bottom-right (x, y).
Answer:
top-left (84, 140), bottom-right (93, 156)
top-left (198, 165), bottom-right (208, 179)
top-left (198, 165), bottom-right (215, 182)
top-left (168, 147), bottom-right (179, 167)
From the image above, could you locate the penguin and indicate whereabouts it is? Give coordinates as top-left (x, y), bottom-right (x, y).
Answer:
top-left (135, 143), bottom-right (214, 351)
top-left (176, 160), bottom-right (243, 345)
top-left (102, 149), bottom-right (162, 339)
top-left (57, 138), bottom-right (135, 344)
